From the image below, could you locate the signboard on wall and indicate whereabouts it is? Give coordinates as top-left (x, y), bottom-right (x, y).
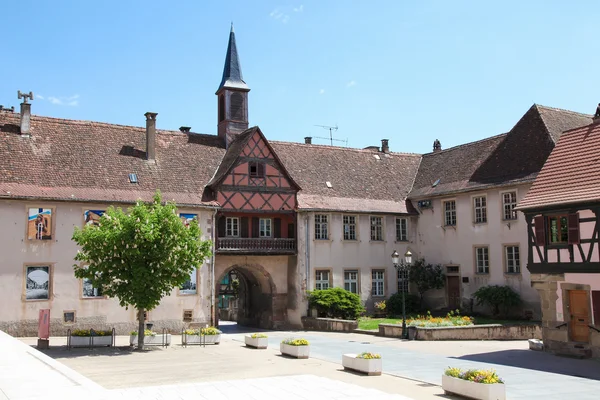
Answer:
top-left (38, 309), bottom-right (50, 339)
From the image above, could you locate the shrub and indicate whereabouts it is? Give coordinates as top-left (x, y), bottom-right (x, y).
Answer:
top-left (407, 310), bottom-right (473, 327)
top-left (357, 352), bottom-right (381, 359)
top-left (374, 300), bottom-right (386, 311)
top-left (473, 285), bottom-right (522, 317)
top-left (251, 333), bottom-right (268, 338)
top-left (386, 292), bottom-right (420, 316)
top-left (445, 367), bottom-right (503, 384)
top-left (130, 329), bottom-right (156, 336)
top-left (408, 258), bottom-right (445, 307)
top-left (71, 329), bottom-right (112, 337)
top-left (282, 338), bottom-right (309, 346)
top-left (307, 288), bottom-right (365, 320)
top-left (184, 327), bottom-right (222, 336)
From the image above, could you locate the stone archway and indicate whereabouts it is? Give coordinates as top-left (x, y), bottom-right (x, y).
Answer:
top-left (215, 264), bottom-right (278, 329)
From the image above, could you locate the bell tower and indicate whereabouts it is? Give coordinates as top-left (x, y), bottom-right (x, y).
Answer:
top-left (217, 24), bottom-right (250, 146)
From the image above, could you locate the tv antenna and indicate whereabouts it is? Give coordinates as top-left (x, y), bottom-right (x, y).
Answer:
top-left (313, 124), bottom-right (346, 146)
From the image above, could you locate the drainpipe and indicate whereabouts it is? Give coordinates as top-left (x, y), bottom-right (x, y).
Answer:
top-left (305, 214), bottom-right (310, 312)
top-left (210, 209), bottom-right (217, 327)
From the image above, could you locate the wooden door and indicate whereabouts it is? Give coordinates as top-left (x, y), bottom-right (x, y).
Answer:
top-left (569, 290), bottom-right (590, 343)
top-left (447, 276), bottom-right (461, 309)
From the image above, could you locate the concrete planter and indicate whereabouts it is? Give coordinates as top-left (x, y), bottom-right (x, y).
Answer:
top-left (245, 335), bottom-right (268, 349)
top-left (70, 336), bottom-right (112, 347)
top-left (203, 334), bottom-right (221, 344)
top-left (280, 343), bottom-right (310, 359)
top-left (129, 334), bottom-right (171, 346)
top-left (342, 354), bottom-right (382, 376)
top-left (442, 375), bottom-right (505, 400)
top-left (182, 334), bottom-right (221, 345)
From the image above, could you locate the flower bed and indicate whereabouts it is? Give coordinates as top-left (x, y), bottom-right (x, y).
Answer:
top-left (245, 333), bottom-right (268, 349)
top-left (342, 352), bottom-right (382, 375)
top-left (69, 329), bottom-right (113, 348)
top-left (182, 327), bottom-right (222, 345)
top-left (129, 330), bottom-right (171, 346)
top-left (407, 311), bottom-right (473, 328)
top-left (442, 367), bottom-right (505, 400)
top-left (280, 338), bottom-right (310, 359)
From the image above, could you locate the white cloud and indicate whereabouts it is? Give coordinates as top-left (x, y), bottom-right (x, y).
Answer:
top-left (319, 89), bottom-right (325, 94)
top-left (346, 80), bottom-right (356, 87)
top-left (44, 94), bottom-right (79, 106)
top-left (36, 94), bottom-right (44, 100)
top-left (294, 5), bottom-right (304, 12)
top-left (269, 8), bottom-right (290, 23)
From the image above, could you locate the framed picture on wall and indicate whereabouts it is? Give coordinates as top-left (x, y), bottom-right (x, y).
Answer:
top-left (27, 208), bottom-right (53, 240)
top-left (84, 210), bottom-right (105, 226)
top-left (25, 266), bottom-right (50, 300)
top-left (179, 213), bottom-right (198, 228)
top-left (180, 268), bottom-right (197, 295)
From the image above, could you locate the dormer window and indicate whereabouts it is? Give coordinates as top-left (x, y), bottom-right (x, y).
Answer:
top-left (249, 161), bottom-right (265, 177)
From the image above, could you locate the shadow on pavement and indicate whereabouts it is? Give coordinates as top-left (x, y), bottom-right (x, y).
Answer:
top-left (452, 349), bottom-right (600, 380)
top-left (37, 345), bottom-right (159, 359)
top-left (217, 321), bottom-right (269, 334)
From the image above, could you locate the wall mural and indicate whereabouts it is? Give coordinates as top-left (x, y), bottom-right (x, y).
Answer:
top-left (27, 208), bottom-right (53, 240)
top-left (179, 213), bottom-right (198, 294)
top-left (84, 210), bottom-right (105, 226)
top-left (26, 266), bottom-right (50, 300)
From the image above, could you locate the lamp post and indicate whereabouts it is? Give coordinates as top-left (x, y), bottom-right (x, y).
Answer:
top-left (392, 250), bottom-right (412, 339)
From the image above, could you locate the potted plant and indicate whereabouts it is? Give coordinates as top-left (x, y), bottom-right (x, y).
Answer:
top-left (342, 352), bottom-right (382, 375)
top-left (245, 333), bottom-right (268, 349)
top-left (442, 367), bottom-right (505, 400)
top-left (69, 329), bottom-right (113, 347)
top-left (280, 338), bottom-right (310, 359)
top-left (374, 300), bottom-right (386, 317)
top-left (183, 327), bottom-right (222, 345)
top-left (129, 329), bottom-right (171, 346)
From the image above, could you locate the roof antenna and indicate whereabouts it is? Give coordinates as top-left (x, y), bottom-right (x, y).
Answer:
top-left (313, 124), bottom-right (347, 146)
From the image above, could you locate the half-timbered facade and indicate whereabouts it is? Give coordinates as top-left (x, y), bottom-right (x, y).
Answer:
top-left (518, 118), bottom-right (600, 358)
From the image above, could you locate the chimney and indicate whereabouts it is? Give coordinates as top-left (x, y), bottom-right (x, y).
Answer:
top-left (433, 139), bottom-right (442, 152)
top-left (304, 136), bottom-right (312, 144)
top-left (381, 139), bottom-right (389, 154)
top-left (145, 112), bottom-right (158, 162)
top-left (17, 91), bottom-right (34, 136)
top-left (179, 126), bottom-right (191, 133)
top-left (593, 103), bottom-right (600, 124)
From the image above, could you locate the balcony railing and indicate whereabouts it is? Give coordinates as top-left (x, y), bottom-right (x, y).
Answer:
top-left (216, 237), bottom-right (296, 254)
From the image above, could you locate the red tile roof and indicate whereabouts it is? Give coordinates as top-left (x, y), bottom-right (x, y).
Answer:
top-left (517, 121), bottom-right (600, 210)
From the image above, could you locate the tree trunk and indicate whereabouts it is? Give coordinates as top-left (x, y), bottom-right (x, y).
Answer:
top-left (137, 308), bottom-right (145, 350)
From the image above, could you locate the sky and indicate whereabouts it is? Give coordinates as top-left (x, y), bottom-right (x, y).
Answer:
top-left (1, 1), bottom-right (599, 154)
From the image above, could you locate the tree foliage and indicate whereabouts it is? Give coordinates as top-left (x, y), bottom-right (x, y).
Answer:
top-left (386, 292), bottom-right (420, 316)
top-left (307, 288), bottom-right (365, 320)
top-left (407, 258), bottom-right (445, 307)
top-left (473, 285), bottom-right (522, 317)
top-left (72, 191), bottom-right (212, 349)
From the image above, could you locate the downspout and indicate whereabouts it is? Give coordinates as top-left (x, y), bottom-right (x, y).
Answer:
top-left (305, 214), bottom-right (310, 313)
top-left (210, 209), bottom-right (217, 326)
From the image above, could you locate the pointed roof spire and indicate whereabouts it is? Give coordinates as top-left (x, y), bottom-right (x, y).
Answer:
top-left (217, 23), bottom-right (249, 92)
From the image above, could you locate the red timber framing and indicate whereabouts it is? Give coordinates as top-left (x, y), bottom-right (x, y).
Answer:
top-left (209, 127), bottom-right (300, 255)
top-left (525, 205), bottom-right (600, 274)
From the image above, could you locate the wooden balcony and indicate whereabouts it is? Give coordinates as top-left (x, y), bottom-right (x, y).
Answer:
top-left (216, 237), bottom-right (296, 255)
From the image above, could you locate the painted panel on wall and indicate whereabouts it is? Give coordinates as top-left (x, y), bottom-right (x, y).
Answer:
top-left (179, 213), bottom-right (199, 294)
top-left (26, 266), bottom-right (50, 300)
top-left (27, 208), bottom-right (52, 240)
top-left (84, 210), bottom-right (105, 226)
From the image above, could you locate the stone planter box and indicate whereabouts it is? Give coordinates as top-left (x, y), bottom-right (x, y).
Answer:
top-left (129, 334), bottom-right (171, 346)
top-left (183, 334), bottom-right (221, 345)
top-left (280, 343), bottom-right (310, 359)
top-left (245, 335), bottom-right (268, 349)
top-left (342, 354), bottom-right (382, 376)
top-left (442, 375), bottom-right (505, 400)
top-left (70, 335), bottom-right (113, 347)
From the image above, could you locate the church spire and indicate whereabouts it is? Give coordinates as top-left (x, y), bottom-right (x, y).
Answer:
top-left (217, 23), bottom-right (249, 92)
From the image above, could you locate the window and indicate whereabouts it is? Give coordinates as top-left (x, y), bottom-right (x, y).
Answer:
top-left (226, 217), bottom-right (239, 237)
top-left (396, 218), bottom-right (408, 241)
top-left (315, 214), bottom-right (329, 240)
top-left (183, 310), bottom-right (193, 322)
top-left (473, 196), bottom-right (487, 224)
top-left (249, 161), bottom-right (265, 177)
top-left (502, 191), bottom-right (517, 220)
top-left (82, 276), bottom-right (103, 298)
top-left (505, 246), bottom-right (520, 274)
top-left (27, 208), bottom-right (53, 240)
top-left (397, 269), bottom-right (409, 293)
top-left (259, 218), bottom-right (272, 237)
top-left (371, 270), bottom-right (385, 297)
top-left (315, 270), bottom-right (330, 290)
top-left (370, 216), bottom-right (383, 241)
top-left (344, 270), bottom-right (359, 294)
top-left (63, 311), bottom-right (75, 323)
top-left (548, 215), bottom-right (568, 244)
top-left (343, 215), bottom-right (357, 240)
top-left (180, 268), bottom-right (197, 295)
top-left (444, 200), bottom-right (456, 226)
top-left (25, 265), bottom-right (50, 300)
top-left (475, 247), bottom-right (489, 274)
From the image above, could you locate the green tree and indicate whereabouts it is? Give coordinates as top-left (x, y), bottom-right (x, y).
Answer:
top-left (408, 258), bottom-right (445, 308)
top-left (72, 191), bottom-right (212, 349)
top-left (473, 285), bottom-right (522, 317)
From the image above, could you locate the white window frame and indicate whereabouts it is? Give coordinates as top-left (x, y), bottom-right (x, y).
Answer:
top-left (343, 215), bottom-right (357, 241)
top-left (371, 270), bottom-right (385, 297)
top-left (443, 200), bottom-right (457, 226)
top-left (226, 217), bottom-right (239, 237)
top-left (396, 217), bottom-right (408, 241)
top-left (505, 245), bottom-right (521, 274)
top-left (475, 246), bottom-right (489, 274)
top-left (259, 218), bottom-right (272, 237)
top-left (315, 270), bottom-right (330, 290)
top-left (314, 214), bottom-right (329, 240)
top-left (502, 191), bottom-right (518, 221)
top-left (344, 270), bottom-right (359, 294)
top-left (473, 195), bottom-right (487, 224)
top-left (370, 216), bottom-right (383, 241)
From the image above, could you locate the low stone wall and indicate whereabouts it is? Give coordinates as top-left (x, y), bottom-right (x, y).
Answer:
top-left (379, 323), bottom-right (542, 340)
top-left (301, 317), bottom-right (358, 332)
top-left (543, 326), bottom-right (600, 358)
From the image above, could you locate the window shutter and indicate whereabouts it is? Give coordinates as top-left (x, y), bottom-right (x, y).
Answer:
top-left (287, 222), bottom-right (295, 239)
top-left (534, 216), bottom-right (545, 246)
top-left (274, 218), bottom-right (282, 238)
top-left (592, 291), bottom-right (600, 327)
top-left (567, 213), bottom-right (580, 245)
top-left (252, 217), bottom-right (259, 238)
top-left (240, 217), bottom-right (249, 238)
top-left (217, 216), bottom-right (226, 238)
top-left (258, 163), bottom-right (265, 177)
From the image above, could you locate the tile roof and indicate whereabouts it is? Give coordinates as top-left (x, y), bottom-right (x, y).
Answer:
top-left (217, 24), bottom-right (249, 92)
top-left (0, 111), bottom-right (225, 206)
top-left (517, 121), bottom-right (600, 210)
top-left (409, 104), bottom-right (592, 199)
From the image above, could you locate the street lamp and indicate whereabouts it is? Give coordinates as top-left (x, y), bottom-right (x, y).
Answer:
top-left (392, 250), bottom-right (412, 339)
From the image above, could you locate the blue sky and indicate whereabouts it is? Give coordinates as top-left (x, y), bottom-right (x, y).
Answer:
top-left (1, 1), bottom-right (598, 154)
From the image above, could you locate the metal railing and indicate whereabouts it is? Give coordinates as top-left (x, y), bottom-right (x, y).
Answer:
top-left (216, 237), bottom-right (296, 252)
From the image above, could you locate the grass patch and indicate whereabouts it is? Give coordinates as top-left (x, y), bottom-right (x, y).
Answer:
top-left (359, 313), bottom-right (539, 330)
